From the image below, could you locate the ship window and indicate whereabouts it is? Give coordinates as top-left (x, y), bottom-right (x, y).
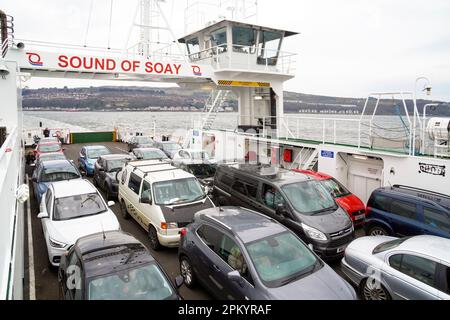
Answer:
top-left (186, 37), bottom-right (200, 60)
top-left (210, 27), bottom-right (227, 53)
top-left (257, 31), bottom-right (282, 66)
top-left (232, 26), bottom-right (256, 53)
top-left (186, 37), bottom-right (200, 54)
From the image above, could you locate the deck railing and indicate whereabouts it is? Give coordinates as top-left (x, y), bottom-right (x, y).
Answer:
top-left (0, 126), bottom-right (25, 299)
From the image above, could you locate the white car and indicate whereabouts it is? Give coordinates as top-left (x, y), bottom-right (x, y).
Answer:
top-left (171, 149), bottom-right (216, 166)
top-left (38, 179), bottom-right (120, 266)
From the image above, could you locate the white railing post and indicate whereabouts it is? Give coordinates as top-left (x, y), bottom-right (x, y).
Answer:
top-left (333, 120), bottom-right (336, 144)
top-left (322, 119), bottom-right (325, 144)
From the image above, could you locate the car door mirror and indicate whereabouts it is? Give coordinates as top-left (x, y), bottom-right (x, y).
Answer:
top-left (37, 212), bottom-right (49, 219)
top-left (140, 196), bottom-right (152, 205)
top-left (107, 201), bottom-right (115, 207)
top-left (276, 203), bottom-right (288, 216)
top-left (227, 270), bottom-right (244, 286)
top-left (175, 275), bottom-right (184, 289)
top-left (31, 177), bottom-right (38, 183)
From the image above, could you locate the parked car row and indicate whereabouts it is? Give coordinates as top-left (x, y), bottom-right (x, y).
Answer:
top-left (31, 141), bottom-right (450, 300)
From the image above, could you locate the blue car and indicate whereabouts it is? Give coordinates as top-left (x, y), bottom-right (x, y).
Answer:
top-left (364, 185), bottom-right (450, 239)
top-left (78, 145), bottom-right (111, 176)
top-left (31, 160), bottom-right (81, 203)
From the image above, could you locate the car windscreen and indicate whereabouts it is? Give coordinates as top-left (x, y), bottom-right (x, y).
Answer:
top-left (40, 165), bottom-right (80, 182)
top-left (153, 178), bottom-right (205, 205)
top-left (38, 153), bottom-right (66, 162)
top-left (320, 178), bottom-right (351, 198)
top-left (139, 149), bottom-right (167, 160)
top-left (87, 147), bottom-right (110, 159)
top-left (245, 232), bottom-right (320, 288)
top-left (372, 237), bottom-right (411, 254)
top-left (38, 144), bottom-right (61, 153)
top-left (185, 164), bottom-right (216, 178)
top-left (53, 192), bottom-right (107, 221)
top-left (106, 159), bottom-right (128, 172)
top-left (282, 180), bottom-right (337, 215)
top-left (88, 263), bottom-right (175, 300)
top-left (162, 143), bottom-right (181, 151)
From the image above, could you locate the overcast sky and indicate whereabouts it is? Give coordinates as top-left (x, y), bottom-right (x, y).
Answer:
top-left (3, 0), bottom-right (450, 101)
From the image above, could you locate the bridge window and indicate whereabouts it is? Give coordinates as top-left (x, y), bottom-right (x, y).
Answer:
top-left (232, 26), bottom-right (256, 53)
top-left (186, 37), bottom-right (200, 60)
top-left (210, 27), bottom-right (227, 53)
top-left (257, 31), bottom-right (283, 66)
top-left (186, 37), bottom-right (200, 54)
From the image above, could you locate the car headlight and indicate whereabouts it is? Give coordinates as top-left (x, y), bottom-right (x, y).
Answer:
top-left (301, 223), bottom-right (328, 241)
top-left (49, 237), bottom-right (67, 248)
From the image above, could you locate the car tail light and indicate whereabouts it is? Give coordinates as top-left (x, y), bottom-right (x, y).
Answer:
top-left (161, 222), bottom-right (178, 230)
top-left (180, 228), bottom-right (187, 236)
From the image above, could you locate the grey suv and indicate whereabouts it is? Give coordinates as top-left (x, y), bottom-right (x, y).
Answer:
top-left (178, 206), bottom-right (356, 300)
top-left (213, 164), bottom-right (354, 260)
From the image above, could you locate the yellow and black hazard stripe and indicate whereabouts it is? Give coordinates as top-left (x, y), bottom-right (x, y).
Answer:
top-left (217, 80), bottom-right (271, 88)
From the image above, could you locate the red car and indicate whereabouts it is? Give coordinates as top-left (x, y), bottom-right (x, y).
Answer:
top-left (34, 142), bottom-right (64, 160)
top-left (293, 170), bottom-right (366, 225)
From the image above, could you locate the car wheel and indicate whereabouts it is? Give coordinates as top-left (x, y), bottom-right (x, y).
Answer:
top-left (120, 200), bottom-right (130, 220)
top-left (148, 225), bottom-right (161, 251)
top-left (361, 278), bottom-right (391, 300)
top-left (368, 225), bottom-right (388, 236)
top-left (180, 255), bottom-right (196, 288)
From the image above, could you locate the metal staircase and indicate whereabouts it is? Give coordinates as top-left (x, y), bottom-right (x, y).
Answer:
top-left (288, 147), bottom-right (319, 171)
top-left (201, 90), bottom-right (229, 131)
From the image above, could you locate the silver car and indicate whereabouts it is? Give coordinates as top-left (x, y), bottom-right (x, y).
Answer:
top-left (341, 235), bottom-right (450, 300)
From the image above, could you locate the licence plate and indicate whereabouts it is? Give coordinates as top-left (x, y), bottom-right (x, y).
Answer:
top-left (354, 214), bottom-right (365, 221)
top-left (337, 246), bottom-right (347, 253)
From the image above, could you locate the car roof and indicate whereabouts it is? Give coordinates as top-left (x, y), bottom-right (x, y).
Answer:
top-left (75, 231), bottom-right (156, 278)
top-left (375, 185), bottom-right (450, 209)
top-left (395, 235), bottom-right (450, 263)
top-left (38, 141), bottom-right (60, 146)
top-left (220, 164), bottom-right (312, 185)
top-left (196, 206), bottom-right (287, 243)
top-left (84, 145), bottom-right (109, 150)
top-left (41, 159), bottom-right (74, 169)
top-left (134, 147), bottom-right (163, 152)
top-left (51, 179), bottom-right (97, 198)
top-left (99, 154), bottom-right (132, 161)
top-left (126, 160), bottom-right (194, 181)
top-left (294, 170), bottom-right (332, 180)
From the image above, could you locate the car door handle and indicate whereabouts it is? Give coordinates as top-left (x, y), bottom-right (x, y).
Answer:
top-left (211, 264), bottom-right (221, 272)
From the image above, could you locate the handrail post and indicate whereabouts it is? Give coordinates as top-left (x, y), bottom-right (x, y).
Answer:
top-left (333, 120), bottom-right (336, 144)
top-left (322, 119), bottom-right (325, 144)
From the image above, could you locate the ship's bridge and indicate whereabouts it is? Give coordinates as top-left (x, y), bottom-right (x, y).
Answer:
top-left (179, 20), bottom-right (298, 82)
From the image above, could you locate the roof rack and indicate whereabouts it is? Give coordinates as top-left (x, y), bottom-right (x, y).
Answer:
top-left (392, 185), bottom-right (450, 200)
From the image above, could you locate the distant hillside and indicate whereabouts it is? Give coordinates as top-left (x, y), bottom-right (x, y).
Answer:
top-left (22, 86), bottom-right (450, 116)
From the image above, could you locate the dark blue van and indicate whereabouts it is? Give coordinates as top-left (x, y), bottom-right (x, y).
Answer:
top-left (364, 185), bottom-right (450, 239)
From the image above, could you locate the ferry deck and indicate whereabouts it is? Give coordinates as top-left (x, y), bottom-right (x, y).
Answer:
top-left (25, 141), bottom-right (365, 300)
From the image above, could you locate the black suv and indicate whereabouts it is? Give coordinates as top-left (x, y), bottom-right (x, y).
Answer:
top-left (58, 231), bottom-right (182, 300)
top-left (213, 164), bottom-right (354, 260)
top-left (93, 154), bottom-right (133, 200)
top-left (364, 185), bottom-right (450, 239)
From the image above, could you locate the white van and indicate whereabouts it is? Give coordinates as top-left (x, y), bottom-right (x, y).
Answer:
top-left (117, 160), bottom-right (214, 250)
